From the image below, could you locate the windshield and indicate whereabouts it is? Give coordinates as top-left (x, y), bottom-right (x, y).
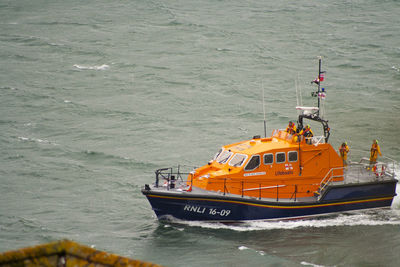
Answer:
top-left (216, 150), bottom-right (233, 164)
top-left (213, 148), bottom-right (223, 160)
top-left (229, 154), bottom-right (247, 167)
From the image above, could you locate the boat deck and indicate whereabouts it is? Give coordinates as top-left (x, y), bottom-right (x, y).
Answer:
top-left (336, 160), bottom-right (395, 184)
top-left (149, 184), bottom-right (319, 203)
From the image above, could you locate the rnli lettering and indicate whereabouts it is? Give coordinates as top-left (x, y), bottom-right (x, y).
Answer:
top-left (183, 205), bottom-right (231, 217)
top-left (184, 205), bottom-right (206, 214)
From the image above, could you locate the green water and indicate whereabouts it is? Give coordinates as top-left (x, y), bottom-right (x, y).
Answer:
top-left (1, 0), bottom-right (400, 266)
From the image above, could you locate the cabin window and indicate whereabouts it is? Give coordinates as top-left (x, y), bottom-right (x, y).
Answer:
top-left (216, 150), bottom-right (233, 164)
top-left (288, 151), bottom-right (298, 162)
top-left (229, 153), bottom-right (248, 167)
top-left (276, 152), bottom-right (286, 163)
top-left (213, 148), bottom-right (223, 160)
top-left (244, 155), bottom-right (260, 171)
top-left (263, 153), bottom-right (273, 165)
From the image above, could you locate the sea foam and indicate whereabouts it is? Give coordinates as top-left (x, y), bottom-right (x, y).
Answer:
top-left (73, 64), bottom-right (110, 70)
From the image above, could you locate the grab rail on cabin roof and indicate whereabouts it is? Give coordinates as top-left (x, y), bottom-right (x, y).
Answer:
top-left (272, 129), bottom-right (325, 146)
top-left (309, 135), bottom-right (326, 146)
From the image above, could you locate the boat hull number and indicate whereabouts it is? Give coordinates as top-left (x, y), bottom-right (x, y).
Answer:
top-left (183, 205), bottom-right (231, 216)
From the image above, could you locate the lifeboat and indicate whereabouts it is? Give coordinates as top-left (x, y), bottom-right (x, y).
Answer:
top-left (141, 59), bottom-right (398, 222)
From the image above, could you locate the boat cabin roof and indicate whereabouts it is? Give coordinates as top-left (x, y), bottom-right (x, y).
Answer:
top-left (223, 130), bottom-right (302, 156)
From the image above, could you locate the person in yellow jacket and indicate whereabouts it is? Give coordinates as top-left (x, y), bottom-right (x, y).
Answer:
top-left (285, 121), bottom-right (297, 135)
top-left (299, 125), bottom-right (314, 144)
top-left (339, 142), bottom-right (350, 166)
top-left (369, 139), bottom-right (382, 165)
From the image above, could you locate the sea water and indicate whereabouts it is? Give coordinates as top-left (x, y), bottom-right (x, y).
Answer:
top-left (1, 0), bottom-right (399, 266)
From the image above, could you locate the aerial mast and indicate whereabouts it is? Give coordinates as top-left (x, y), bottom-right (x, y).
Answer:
top-left (312, 56), bottom-right (326, 117)
top-left (298, 57), bottom-right (330, 142)
top-left (317, 57), bottom-right (321, 116)
top-left (262, 82), bottom-right (267, 137)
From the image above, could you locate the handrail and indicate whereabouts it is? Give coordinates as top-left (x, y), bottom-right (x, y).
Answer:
top-left (223, 179), bottom-right (229, 195)
top-left (356, 158), bottom-right (396, 178)
top-left (152, 161), bottom-right (396, 200)
top-left (309, 135), bottom-right (325, 146)
top-left (242, 185), bottom-right (286, 192)
top-left (347, 148), bottom-right (398, 175)
top-left (272, 129), bottom-right (326, 146)
top-left (153, 177), bottom-right (303, 201)
top-left (317, 167), bottom-right (345, 198)
top-left (153, 169), bottom-right (305, 200)
top-left (155, 166), bottom-right (196, 189)
top-left (290, 185), bottom-right (298, 201)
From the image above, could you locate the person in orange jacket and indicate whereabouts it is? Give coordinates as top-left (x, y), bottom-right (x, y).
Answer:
top-left (339, 142), bottom-right (350, 166)
top-left (285, 121), bottom-right (297, 135)
top-left (369, 139), bottom-right (382, 165)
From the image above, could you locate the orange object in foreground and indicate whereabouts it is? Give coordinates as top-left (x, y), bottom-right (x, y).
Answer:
top-left (0, 240), bottom-right (162, 267)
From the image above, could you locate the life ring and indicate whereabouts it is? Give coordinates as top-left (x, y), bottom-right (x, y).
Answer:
top-left (184, 184), bottom-right (192, 192)
top-left (373, 165), bottom-right (379, 177)
top-left (373, 165), bottom-right (386, 177)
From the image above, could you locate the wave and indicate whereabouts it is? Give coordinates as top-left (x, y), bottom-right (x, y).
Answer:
top-left (0, 86), bottom-right (18, 90)
top-left (17, 136), bottom-right (58, 146)
top-left (170, 210), bottom-right (400, 232)
top-left (1, 33), bottom-right (68, 49)
top-left (73, 64), bottom-right (110, 70)
top-left (300, 261), bottom-right (325, 267)
top-left (79, 150), bottom-right (157, 170)
top-left (237, 245), bottom-right (265, 256)
top-left (391, 167), bottom-right (400, 208)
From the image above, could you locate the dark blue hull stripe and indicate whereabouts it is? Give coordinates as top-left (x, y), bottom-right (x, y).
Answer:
top-left (144, 193), bottom-right (395, 221)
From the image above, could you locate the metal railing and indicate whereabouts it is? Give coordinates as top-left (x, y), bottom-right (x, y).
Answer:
top-left (344, 149), bottom-right (397, 178)
top-left (155, 165), bottom-right (196, 190)
top-left (210, 179), bottom-right (305, 201)
top-left (316, 167), bottom-right (345, 200)
top-left (152, 160), bottom-right (397, 201)
top-left (271, 129), bottom-right (325, 146)
top-left (153, 169), bottom-right (311, 201)
top-left (315, 160), bottom-right (397, 200)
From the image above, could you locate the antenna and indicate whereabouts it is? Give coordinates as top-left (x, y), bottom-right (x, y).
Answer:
top-left (262, 81), bottom-right (267, 137)
top-left (295, 72), bottom-right (303, 114)
top-left (302, 57), bottom-right (330, 142)
top-left (316, 56), bottom-right (326, 117)
top-left (295, 75), bottom-right (299, 107)
top-left (317, 57), bottom-right (322, 116)
top-left (298, 72), bottom-right (303, 106)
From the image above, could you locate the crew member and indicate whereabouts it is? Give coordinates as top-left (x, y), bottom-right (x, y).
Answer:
top-left (369, 139), bottom-right (382, 165)
top-left (339, 142), bottom-right (350, 166)
top-left (286, 121), bottom-right (297, 135)
top-left (300, 125), bottom-right (314, 144)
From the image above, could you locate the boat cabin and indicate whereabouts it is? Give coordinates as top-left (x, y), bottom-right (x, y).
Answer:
top-left (189, 128), bottom-right (344, 199)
